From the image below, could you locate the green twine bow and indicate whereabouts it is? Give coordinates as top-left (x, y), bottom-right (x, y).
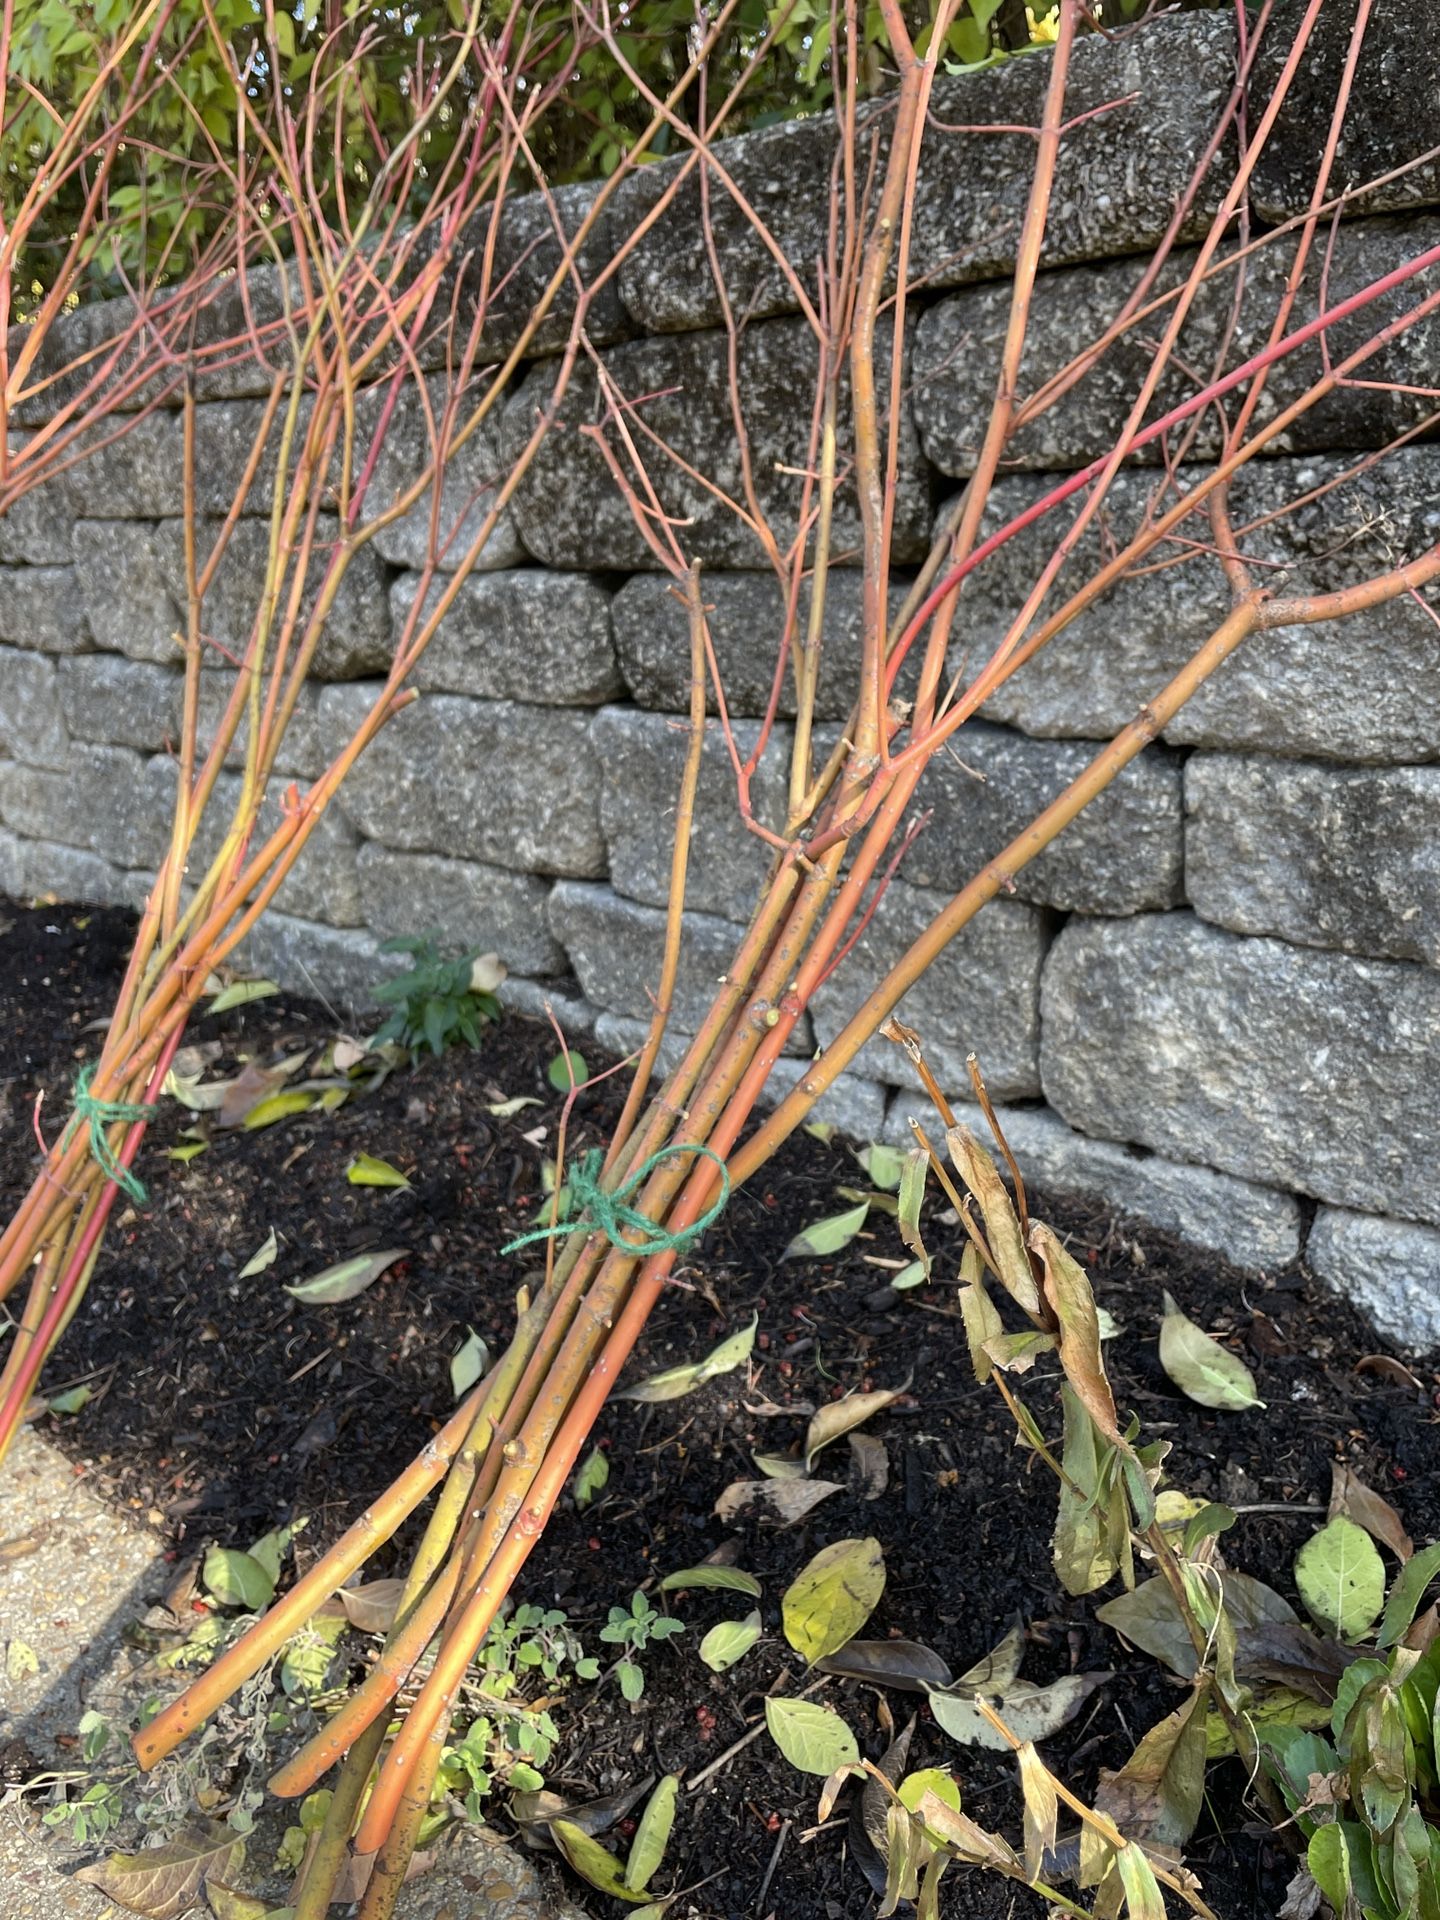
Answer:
top-left (502, 1143), bottom-right (730, 1259)
top-left (64, 1065), bottom-right (152, 1206)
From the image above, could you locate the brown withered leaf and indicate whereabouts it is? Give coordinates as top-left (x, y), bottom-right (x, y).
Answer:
top-left (1098, 1572), bottom-right (1297, 1679)
top-left (802, 1383), bottom-right (908, 1473)
top-left (1032, 1222), bottom-right (1117, 1441)
top-left (1355, 1353), bottom-right (1427, 1392)
top-left (848, 1433), bottom-right (889, 1501)
top-left (1404, 1603), bottom-right (1440, 1653)
top-left (952, 1623), bottom-right (1025, 1694)
top-left (817, 1637), bottom-right (954, 1692)
top-left (1234, 1623), bottom-right (1355, 1703)
top-left (1329, 1462), bottom-right (1413, 1563)
top-left (215, 1061), bottom-right (290, 1131)
top-left (513, 1776), bottom-right (655, 1850)
top-left (1095, 1683), bottom-right (1210, 1849)
top-left (328, 1578), bottom-right (406, 1635)
top-left (847, 1716), bottom-right (921, 1897)
top-left (946, 1128), bottom-right (1041, 1317)
top-left (330, 1846), bottom-right (435, 1904)
top-left (76, 1819), bottom-right (244, 1919)
top-left (204, 1885), bottom-right (267, 1920)
top-left (1277, 1868), bottom-right (1325, 1920)
top-left (713, 1478), bottom-right (843, 1525)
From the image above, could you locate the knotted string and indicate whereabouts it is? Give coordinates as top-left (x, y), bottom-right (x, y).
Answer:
top-left (64, 1065), bottom-right (152, 1206)
top-left (502, 1143), bottom-right (730, 1259)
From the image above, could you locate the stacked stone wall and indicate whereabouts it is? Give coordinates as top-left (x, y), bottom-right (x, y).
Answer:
top-left (5, 2), bottom-right (1440, 1344)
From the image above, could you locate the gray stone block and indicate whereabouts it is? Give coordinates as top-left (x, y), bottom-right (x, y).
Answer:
top-left (0, 566), bottom-right (90, 654)
top-left (611, 570), bottom-right (918, 719)
top-left (1041, 913), bottom-right (1440, 1229)
top-left (320, 684), bottom-right (605, 878)
top-left (394, 570), bottom-right (622, 706)
top-left (232, 912), bottom-right (383, 1013)
top-left (884, 1097), bottom-right (1300, 1271)
top-left (503, 318), bottom-right (929, 571)
top-left (1186, 755), bottom-right (1440, 966)
top-left (431, 179), bottom-right (634, 363)
top-left (64, 400), bottom-right (281, 519)
top-left (0, 761), bottom-right (71, 846)
top-left (76, 747), bottom-right (177, 871)
top-left (614, 15), bottom-right (1234, 334)
top-left (0, 827), bottom-right (21, 895)
top-left (592, 1011), bottom-right (887, 1140)
top-left (0, 468), bottom-right (76, 564)
top-left (1252, 1), bottom-right (1440, 222)
top-left (958, 452), bottom-right (1440, 764)
top-left (592, 707), bottom-right (790, 925)
top-left (0, 752), bottom-right (166, 865)
top-left (5, 836), bottom-right (140, 910)
top-left (194, 673), bottom-right (330, 779)
top-left (811, 880), bottom-right (1046, 1100)
top-left (5, 288), bottom-right (176, 429)
top-left (70, 520), bottom-right (182, 663)
top-left (56, 655), bottom-right (181, 752)
top-left (0, 648), bottom-right (69, 769)
top-left (1307, 1207), bottom-right (1440, 1354)
top-left (498, 977), bottom-right (599, 1038)
top-left (152, 759), bottom-right (364, 928)
top-left (906, 723), bottom-right (1183, 916)
top-left (357, 845), bottom-right (563, 976)
top-left (72, 516), bottom-right (393, 679)
top-left (914, 216), bottom-right (1440, 477)
top-left (547, 881), bottom-right (815, 1046)
top-left (197, 512), bottom-right (396, 683)
top-left (364, 379), bottom-right (528, 573)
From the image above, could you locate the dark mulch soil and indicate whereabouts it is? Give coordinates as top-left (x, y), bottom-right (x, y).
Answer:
top-left (5, 895), bottom-right (1440, 1920)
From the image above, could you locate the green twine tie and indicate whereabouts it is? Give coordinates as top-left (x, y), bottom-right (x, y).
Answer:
top-left (64, 1065), bottom-right (152, 1206)
top-left (501, 1143), bottom-right (730, 1260)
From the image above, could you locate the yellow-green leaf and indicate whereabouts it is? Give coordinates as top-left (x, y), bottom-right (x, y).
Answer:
top-left (1017, 1743), bottom-right (1058, 1880)
top-left (205, 978), bottom-right (279, 1015)
top-left (205, 1884), bottom-right (270, 1920)
top-left (659, 1565), bottom-right (760, 1597)
top-left (781, 1200), bottom-right (870, 1262)
top-left (202, 1546), bottom-right (274, 1613)
top-left (574, 1445), bottom-right (609, 1509)
top-left (550, 1819), bottom-right (651, 1904)
top-left (615, 1315), bottom-right (756, 1403)
top-left (896, 1147), bottom-right (929, 1277)
top-left (624, 1774), bottom-right (678, 1893)
top-left (238, 1228), bottom-right (278, 1280)
top-left (242, 1089), bottom-right (316, 1131)
top-left (782, 1537), bottom-right (885, 1663)
top-left (855, 1142), bottom-right (906, 1190)
top-left (1295, 1515), bottom-right (1386, 1642)
top-left (285, 1248), bottom-right (407, 1305)
top-left (958, 1275), bottom-right (1003, 1384)
top-left (1158, 1291), bottom-right (1262, 1411)
top-left (164, 1141), bottom-right (209, 1165)
top-left (764, 1697), bottom-right (859, 1776)
top-left (346, 1153), bottom-right (410, 1190)
top-left (1095, 1683), bottom-right (1210, 1848)
top-left (699, 1612), bottom-right (762, 1673)
top-left (449, 1328), bottom-right (488, 1399)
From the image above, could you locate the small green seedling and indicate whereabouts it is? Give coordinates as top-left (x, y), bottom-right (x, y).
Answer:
top-left (598, 1591), bottom-right (684, 1702)
top-left (372, 934), bottom-right (504, 1059)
